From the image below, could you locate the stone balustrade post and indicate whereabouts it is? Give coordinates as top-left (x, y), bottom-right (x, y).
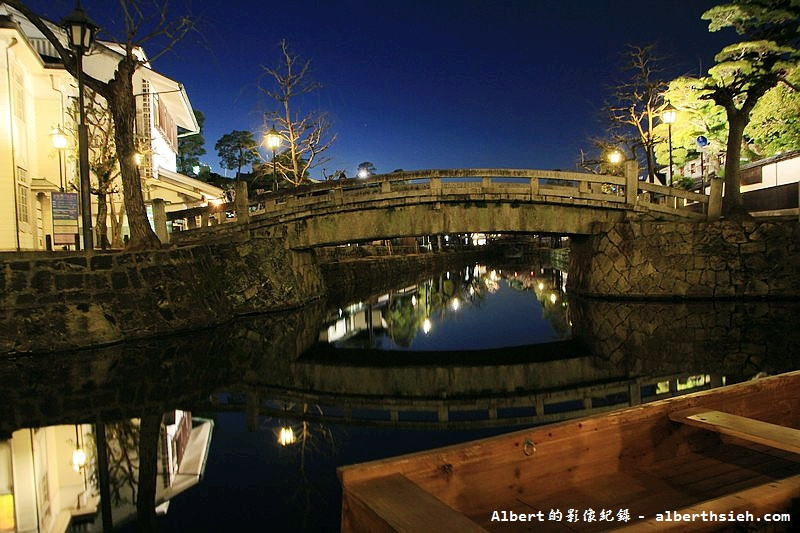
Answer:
top-left (430, 177), bottom-right (441, 194)
top-left (625, 160), bottom-right (639, 206)
top-left (482, 176), bottom-right (491, 189)
top-left (530, 176), bottom-right (539, 196)
top-left (381, 180), bottom-right (391, 194)
top-left (235, 180), bottom-right (250, 224)
top-left (151, 198), bottom-right (169, 243)
top-left (707, 177), bottom-right (723, 221)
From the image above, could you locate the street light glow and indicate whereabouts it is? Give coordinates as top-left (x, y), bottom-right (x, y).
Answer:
top-left (278, 426), bottom-right (296, 446)
top-left (72, 447), bottom-right (87, 471)
top-left (265, 126), bottom-right (281, 150)
top-left (51, 127), bottom-right (67, 149)
top-left (661, 103), bottom-right (677, 124)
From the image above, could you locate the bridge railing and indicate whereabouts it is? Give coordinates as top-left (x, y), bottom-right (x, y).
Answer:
top-left (163, 167), bottom-right (715, 239)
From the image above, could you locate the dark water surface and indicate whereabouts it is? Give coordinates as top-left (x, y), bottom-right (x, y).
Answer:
top-left (1, 256), bottom-right (798, 532)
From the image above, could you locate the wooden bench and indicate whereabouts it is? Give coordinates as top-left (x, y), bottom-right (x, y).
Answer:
top-left (669, 407), bottom-right (800, 454)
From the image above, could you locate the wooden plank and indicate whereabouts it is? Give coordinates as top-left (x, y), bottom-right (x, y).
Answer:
top-left (343, 474), bottom-right (487, 532)
top-left (669, 408), bottom-right (800, 454)
top-left (611, 473), bottom-right (800, 532)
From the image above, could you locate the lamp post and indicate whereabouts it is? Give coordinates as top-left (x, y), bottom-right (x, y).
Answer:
top-left (662, 102), bottom-right (677, 187)
top-left (51, 127), bottom-right (67, 191)
top-left (265, 125), bottom-right (281, 191)
top-left (62, 1), bottom-right (98, 253)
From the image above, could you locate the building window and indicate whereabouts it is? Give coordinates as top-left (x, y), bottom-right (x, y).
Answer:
top-left (13, 69), bottom-right (25, 121)
top-left (156, 97), bottom-right (177, 151)
top-left (17, 167), bottom-right (29, 223)
top-left (18, 185), bottom-right (29, 223)
top-left (740, 166), bottom-right (762, 186)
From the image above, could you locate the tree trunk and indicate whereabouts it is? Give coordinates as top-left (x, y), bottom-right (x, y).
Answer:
top-left (95, 191), bottom-right (110, 249)
top-left (110, 198), bottom-right (125, 249)
top-left (109, 60), bottom-right (161, 250)
top-left (136, 413), bottom-right (162, 533)
top-left (722, 111), bottom-right (750, 219)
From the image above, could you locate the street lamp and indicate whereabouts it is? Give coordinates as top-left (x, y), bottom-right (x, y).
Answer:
top-left (607, 149), bottom-right (623, 165)
top-left (662, 102), bottom-right (677, 187)
top-left (62, 1), bottom-right (98, 253)
top-left (51, 126), bottom-right (67, 191)
top-left (265, 125), bottom-right (281, 191)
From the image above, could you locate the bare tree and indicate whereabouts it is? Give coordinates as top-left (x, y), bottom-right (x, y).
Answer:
top-left (8, 1), bottom-right (193, 249)
top-left (604, 45), bottom-right (668, 183)
top-left (76, 89), bottom-right (124, 249)
top-left (260, 40), bottom-right (336, 186)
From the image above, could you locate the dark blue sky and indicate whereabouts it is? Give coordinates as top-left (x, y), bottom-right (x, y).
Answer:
top-left (29, 1), bottom-right (732, 179)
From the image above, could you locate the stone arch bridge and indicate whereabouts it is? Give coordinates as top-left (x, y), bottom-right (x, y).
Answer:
top-left (165, 166), bottom-right (715, 249)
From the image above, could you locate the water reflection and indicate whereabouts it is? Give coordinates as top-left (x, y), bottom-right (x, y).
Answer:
top-left (319, 263), bottom-right (570, 351)
top-left (1, 411), bottom-right (211, 532)
top-left (1, 255), bottom-right (799, 530)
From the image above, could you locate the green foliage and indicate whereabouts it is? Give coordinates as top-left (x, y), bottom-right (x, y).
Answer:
top-left (215, 130), bottom-right (260, 179)
top-left (653, 77), bottom-right (728, 173)
top-left (697, 0), bottom-right (800, 213)
top-left (177, 110), bottom-right (206, 175)
top-left (746, 65), bottom-right (800, 156)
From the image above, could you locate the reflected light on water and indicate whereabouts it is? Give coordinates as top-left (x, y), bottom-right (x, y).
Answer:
top-left (278, 426), bottom-right (296, 446)
top-left (422, 318), bottom-right (432, 334)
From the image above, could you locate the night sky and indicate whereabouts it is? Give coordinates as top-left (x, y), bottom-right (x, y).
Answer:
top-left (25, 1), bottom-right (733, 179)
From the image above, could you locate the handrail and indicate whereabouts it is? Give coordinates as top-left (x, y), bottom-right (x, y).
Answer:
top-left (163, 167), bottom-right (712, 239)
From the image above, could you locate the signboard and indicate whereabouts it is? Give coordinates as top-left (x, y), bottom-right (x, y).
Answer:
top-left (51, 192), bottom-right (79, 245)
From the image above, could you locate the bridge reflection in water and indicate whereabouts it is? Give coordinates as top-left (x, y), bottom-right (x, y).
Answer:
top-left (1, 256), bottom-right (798, 530)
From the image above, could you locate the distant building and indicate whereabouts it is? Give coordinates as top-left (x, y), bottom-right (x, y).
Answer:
top-left (739, 151), bottom-right (800, 216)
top-left (677, 151), bottom-right (799, 216)
top-left (0, 4), bottom-right (222, 251)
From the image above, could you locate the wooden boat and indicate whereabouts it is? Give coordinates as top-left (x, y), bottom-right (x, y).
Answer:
top-left (338, 371), bottom-right (800, 531)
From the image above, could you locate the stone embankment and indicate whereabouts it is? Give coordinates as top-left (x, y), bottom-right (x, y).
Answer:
top-left (568, 220), bottom-right (800, 299)
top-left (0, 237), bottom-right (325, 354)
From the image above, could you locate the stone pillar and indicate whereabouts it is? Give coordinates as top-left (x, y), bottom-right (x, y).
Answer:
top-left (708, 177), bottom-right (723, 221)
top-left (625, 159), bottom-right (638, 206)
top-left (152, 198), bottom-right (169, 243)
top-left (235, 180), bottom-right (250, 224)
top-left (530, 176), bottom-right (539, 196)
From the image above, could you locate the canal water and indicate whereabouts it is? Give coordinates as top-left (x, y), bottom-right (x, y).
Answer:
top-left (1, 253), bottom-right (798, 531)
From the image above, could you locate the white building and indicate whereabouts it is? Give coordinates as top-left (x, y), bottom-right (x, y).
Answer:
top-left (0, 4), bottom-right (222, 251)
top-left (1, 411), bottom-right (213, 532)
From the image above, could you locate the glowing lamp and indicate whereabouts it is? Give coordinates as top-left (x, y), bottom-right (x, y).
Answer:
top-left (72, 448), bottom-right (87, 471)
top-left (661, 103), bottom-right (677, 125)
top-left (51, 127), bottom-right (68, 149)
top-left (278, 426), bottom-right (296, 446)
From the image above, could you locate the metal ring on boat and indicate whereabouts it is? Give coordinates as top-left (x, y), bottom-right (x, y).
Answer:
top-left (523, 438), bottom-right (536, 456)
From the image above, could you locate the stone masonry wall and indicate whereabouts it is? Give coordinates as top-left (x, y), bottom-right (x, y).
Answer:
top-left (0, 237), bottom-right (326, 354)
top-left (568, 220), bottom-right (800, 298)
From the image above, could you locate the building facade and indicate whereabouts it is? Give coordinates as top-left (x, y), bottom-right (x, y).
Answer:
top-left (0, 4), bottom-right (221, 252)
